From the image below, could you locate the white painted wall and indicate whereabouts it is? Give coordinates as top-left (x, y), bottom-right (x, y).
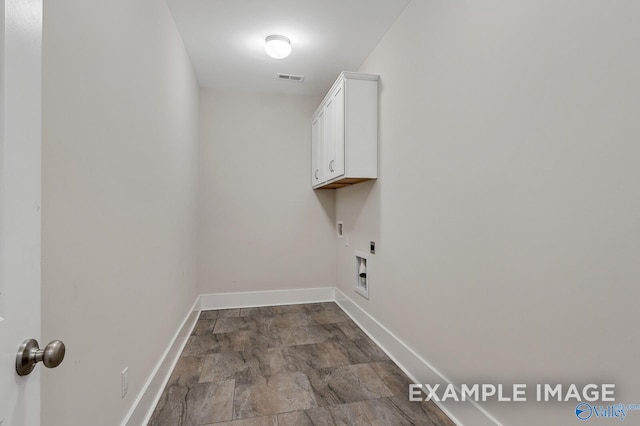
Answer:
top-left (41, 0), bottom-right (199, 424)
top-left (198, 89), bottom-right (336, 295)
top-left (336, 1), bottom-right (640, 424)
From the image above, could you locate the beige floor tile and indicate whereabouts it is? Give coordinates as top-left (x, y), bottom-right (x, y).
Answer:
top-left (149, 303), bottom-right (454, 426)
top-left (233, 372), bottom-right (318, 419)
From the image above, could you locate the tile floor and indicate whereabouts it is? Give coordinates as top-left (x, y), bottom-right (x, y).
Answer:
top-left (148, 302), bottom-right (455, 426)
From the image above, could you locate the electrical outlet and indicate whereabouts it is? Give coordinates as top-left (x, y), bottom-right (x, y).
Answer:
top-left (121, 367), bottom-right (129, 398)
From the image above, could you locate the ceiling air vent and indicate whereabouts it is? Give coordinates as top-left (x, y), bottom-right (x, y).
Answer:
top-left (277, 73), bottom-right (304, 82)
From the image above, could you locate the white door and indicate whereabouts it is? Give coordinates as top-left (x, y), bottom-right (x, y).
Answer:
top-left (324, 97), bottom-right (335, 180)
top-left (311, 110), bottom-right (325, 187)
top-left (323, 80), bottom-right (345, 182)
top-left (0, 0), bottom-right (43, 425)
top-left (331, 81), bottom-right (345, 178)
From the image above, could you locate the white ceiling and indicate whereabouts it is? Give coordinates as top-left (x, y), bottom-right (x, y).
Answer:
top-left (165, 0), bottom-right (410, 96)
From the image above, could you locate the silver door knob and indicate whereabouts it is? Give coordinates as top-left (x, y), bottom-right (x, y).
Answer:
top-left (16, 339), bottom-right (66, 376)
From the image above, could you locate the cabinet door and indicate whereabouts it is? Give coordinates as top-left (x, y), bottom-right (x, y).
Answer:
top-left (311, 110), bottom-right (325, 186)
top-left (324, 97), bottom-right (335, 180)
top-left (331, 81), bottom-right (345, 178)
top-left (324, 80), bottom-right (345, 181)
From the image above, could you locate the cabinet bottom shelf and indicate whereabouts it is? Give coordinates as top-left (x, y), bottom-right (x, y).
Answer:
top-left (314, 177), bottom-right (375, 190)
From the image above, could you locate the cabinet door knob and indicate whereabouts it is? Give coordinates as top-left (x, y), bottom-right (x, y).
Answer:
top-left (329, 160), bottom-right (334, 172)
top-left (314, 169), bottom-right (319, 179)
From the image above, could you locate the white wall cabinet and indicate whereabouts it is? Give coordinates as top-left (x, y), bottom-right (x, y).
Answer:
top-left (311, 72), bottom-right (378, 189)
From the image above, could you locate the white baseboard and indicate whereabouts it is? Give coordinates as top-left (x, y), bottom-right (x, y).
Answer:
top-left (199, 287), bottom-right (335, 310)
top-left (123, 288), bottom-right (334, 426)
top-left (124, 287), bottom-right (498, 426)
top-left (334, 288), bottom-right (502, 426)
top-left (121, 297), bottom-right (201, 426)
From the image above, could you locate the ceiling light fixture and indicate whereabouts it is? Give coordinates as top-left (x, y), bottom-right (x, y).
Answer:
top-left (265, 35), bottom-right (291, 59)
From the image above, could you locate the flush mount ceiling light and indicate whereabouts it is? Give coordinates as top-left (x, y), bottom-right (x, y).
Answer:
top-left (265, 35), bottom-right (291, 59)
